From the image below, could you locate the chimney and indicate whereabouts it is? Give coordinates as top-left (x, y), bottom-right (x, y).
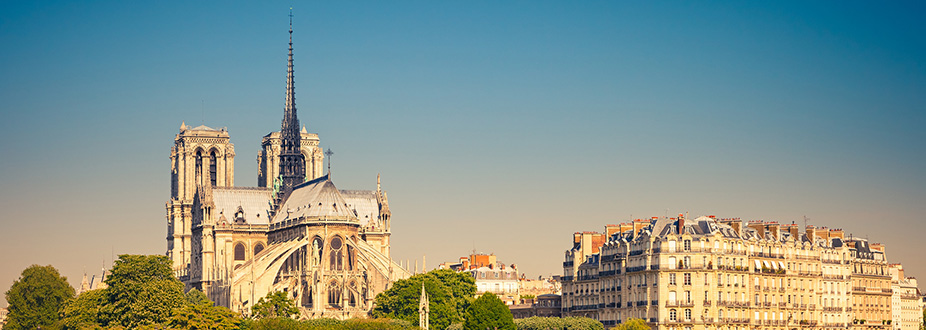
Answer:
top-left (768, 223), bottom-right (780, 240)
top-left (748, 222), bottom-right (765, 239)
top-left (805, 225), bottom-right (816, 242)
top-left (788, 224), bottom-right (800, 239)
top-left (605, 224), bottom-right (620, 237)
top-left (730, 220), bottom-right (742, 235)
top-left (830, 228), bottom-right (845, 239)
top-left (677, 214), bottom-right (685, 234)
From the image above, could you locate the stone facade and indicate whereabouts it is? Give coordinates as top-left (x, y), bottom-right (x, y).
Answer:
top-left (562, 215), bottom-right (912, 330)
top-left (165, 17), bottom-right (409, 319)
top-left (889, 264), bottom-right (923, 330)
top-left (510, 294), bottom-right (563, 319)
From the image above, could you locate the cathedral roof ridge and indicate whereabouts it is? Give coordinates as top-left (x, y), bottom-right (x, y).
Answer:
top-left (271, 174), bottom-right (359, 224)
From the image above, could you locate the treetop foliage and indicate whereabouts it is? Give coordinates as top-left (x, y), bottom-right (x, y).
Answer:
top-left (463, 292), bottom-right (515, 330)
top-left (514, 316), bottom-right (605, 330)
top-left (372, 269), bottom-right (476, 330)
top-left (251, 290), bottom-right (299, 319)
top-left (611, 318), bottom-right (650, 330)
top-left (4, 264), bottom-right (75, 330)
top-left (244, 317), bottom-right (416, 330)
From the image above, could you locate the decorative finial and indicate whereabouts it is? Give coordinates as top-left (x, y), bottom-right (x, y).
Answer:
top-left (180, 121), bottom-right (187, 131)
top-left (377, 173), bottom-right (381, 192)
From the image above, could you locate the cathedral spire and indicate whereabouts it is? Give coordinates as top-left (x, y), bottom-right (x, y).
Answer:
top-left (278, 7), bottom-right (305, 202)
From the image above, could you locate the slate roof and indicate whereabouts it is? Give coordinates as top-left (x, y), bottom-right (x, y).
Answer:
top-left (213, 187), bottom-right (273, 225)
top-left (272, 175), bottom-right (358, 223)
top-left (340, 190), bottom-right (378, 226)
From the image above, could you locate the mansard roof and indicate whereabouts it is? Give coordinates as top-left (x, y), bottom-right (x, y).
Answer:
top-left (272, 175), bottom-right (359, 223)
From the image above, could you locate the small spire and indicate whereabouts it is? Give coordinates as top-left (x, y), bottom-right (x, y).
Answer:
top-left (377, 173), bottom-right (381, 192)
top-left (180, 121), bottom-right (187, 131)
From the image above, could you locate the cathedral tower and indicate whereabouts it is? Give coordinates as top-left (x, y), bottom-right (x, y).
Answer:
top-left (167, 122), bottom-right (235, 270)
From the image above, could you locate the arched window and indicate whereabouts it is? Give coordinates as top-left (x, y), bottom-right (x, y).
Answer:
top-left (329, 236), bottom-right (343, 271)
top-left (210, 151), bottom-right (217, 186)
top-left (254, 243), bottom-right (265, 256)
top-left (234, 243), bottom-right (246, 261)
top-left (301, 283), bottom-right (312, 307)
top-left (669, 309), bottom-right (677, 322)
top-left (349, 282), bottom-right (358, 307)
top-left (328, 281), bottom-right (341, 307)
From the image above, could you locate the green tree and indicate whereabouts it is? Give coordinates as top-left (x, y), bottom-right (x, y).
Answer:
top-left (102, 254), bottom-right (187, 328)
top-left (59, 288), bottom-right (106, 329)
top-left (251, 291), bottom-right (299, 319)
top-left (612, 318), bottom-right (650, 330)
top-left (372, 270), bottom-right (475, 330)
top-left (463, 293), bottom-right (515, 330)
top-left (4, 264), bottom-right (75, 330)
top-left (514, 316), bottom-right (604, 330)
top-left (428, 269), bottom-right (477, 315)
top-left (185, 288), bottom-right (212, 306)
top-left (169, 302), bottom-right (243, 330)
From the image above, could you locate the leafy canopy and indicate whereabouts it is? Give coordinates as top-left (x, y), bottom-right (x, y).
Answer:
top-left (4, 264), bottom-right (75, 330)
top-left (103, 255), bottom-right (187, 328)
top-left (58, 254), bottom-right (243, 329)
top-left (169, 302), bottom-right (244, 330)
top-left (514, 316), bottom-right (605, 330)
top-left (251, 290), bottom-right (299, 319)
top-left (372, 269), bottom-right (475, 330)
top-left (612, 318), bottom-right (650, 330)
top-left (463, 292), bottom-right (515, 330)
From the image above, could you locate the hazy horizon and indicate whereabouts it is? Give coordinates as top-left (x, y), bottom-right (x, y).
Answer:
top-left (1, 1), bottom-right (924, 307)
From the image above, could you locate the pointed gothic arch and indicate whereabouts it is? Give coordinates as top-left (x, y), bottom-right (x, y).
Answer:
top-left (209, 149), bottom-right (218, 186)
top-left (234, 242), bottom-right (246, 261)
top-left (328, 280), bottom-right (341, 307)
top-left (329, 235), bottom-right (344, 271)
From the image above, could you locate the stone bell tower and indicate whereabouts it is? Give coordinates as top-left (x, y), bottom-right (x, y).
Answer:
top-left (166, 122), bottom-right (235, 271)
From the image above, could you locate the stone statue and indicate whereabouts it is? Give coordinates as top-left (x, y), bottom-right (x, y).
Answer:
top-left (311, 240), bottom-right (320, 267)
top-left (272, 175), bottom-right (282, 197)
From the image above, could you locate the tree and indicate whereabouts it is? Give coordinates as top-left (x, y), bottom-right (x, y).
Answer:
top-left (59, 288), bottom-right (106, 330)
top-left (463, 292), bottom-right (515, 330)
top-left (251, 291), bottom-right (299, 319)
top-left (102, 254), bottom-right (187, 328)
top-left (372, 270), bottom-right (475, 330)
top-left (169, 302), bottom-right (243, 330)
top-left (612, 318), bottom-right (650, 330)
top-left (185, 288), bottom-right (212, 306)
top-left (514, 316), bottom-right (604, 330)
top-left (4, 264), bottom-right (75, 330)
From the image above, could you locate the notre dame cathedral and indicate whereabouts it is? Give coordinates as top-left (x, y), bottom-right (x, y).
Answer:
top-left (164, 15), bottom-right (410, 319)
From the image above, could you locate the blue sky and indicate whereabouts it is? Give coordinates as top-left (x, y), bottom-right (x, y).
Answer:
top-left (1, 1), bottom-right (924, 305)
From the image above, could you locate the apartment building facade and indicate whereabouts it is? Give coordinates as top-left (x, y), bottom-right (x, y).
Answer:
top-left (562, 215), bottom-right (904, 330)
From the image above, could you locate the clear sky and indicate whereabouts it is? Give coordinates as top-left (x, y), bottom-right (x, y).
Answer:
top-left (1, 1), bottom-right (924, 306)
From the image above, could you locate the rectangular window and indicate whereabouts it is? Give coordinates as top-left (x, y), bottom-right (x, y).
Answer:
top-left (670, 274), bottom-right (677, 286)
top-left (684, 273), bottom-right (691, 286)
